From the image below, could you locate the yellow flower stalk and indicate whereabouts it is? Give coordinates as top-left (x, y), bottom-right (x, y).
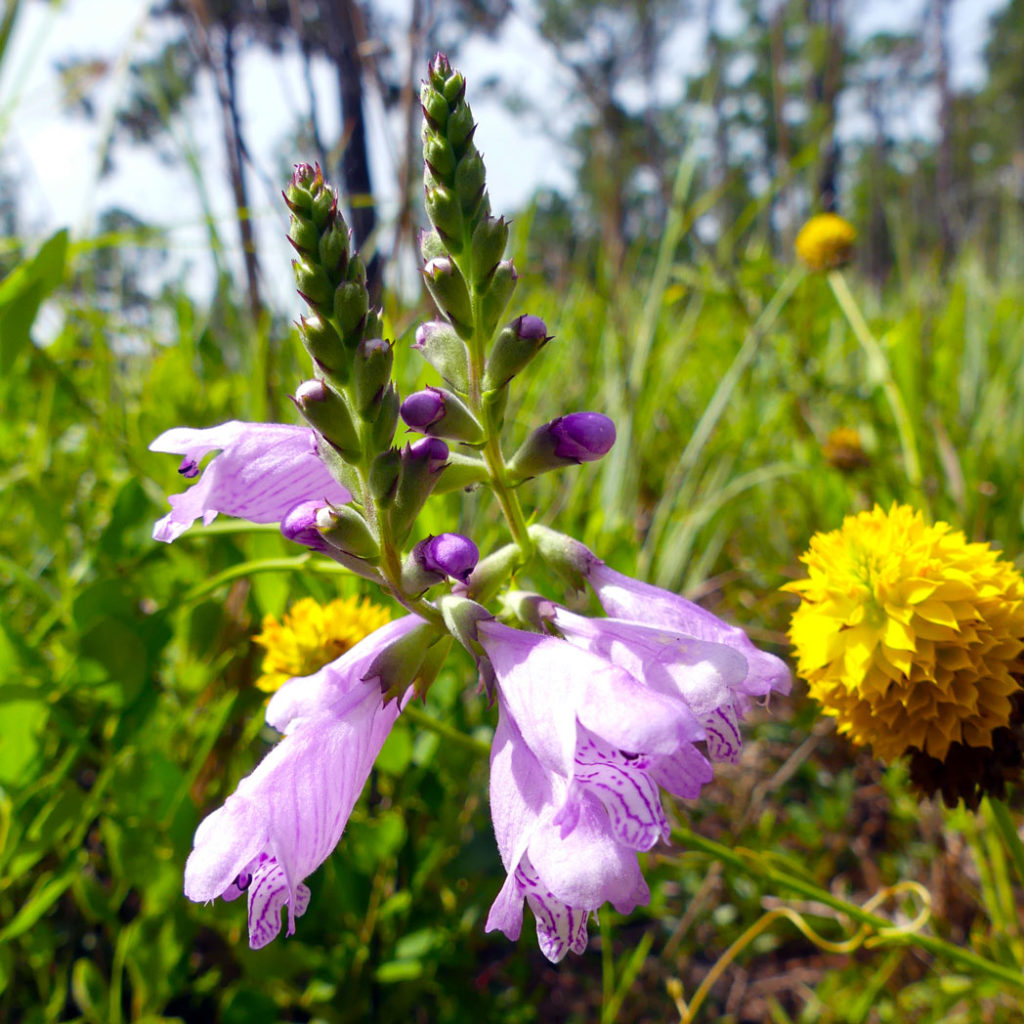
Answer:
top-left (795, 213), bottom-right (856, 271)
top-left (784, 505), bottom-right (1024, 767)
top-left (254, 595), bottom-right (392, 693)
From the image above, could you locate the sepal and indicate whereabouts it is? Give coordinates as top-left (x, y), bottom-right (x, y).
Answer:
top-left (477, 260), bottom-right (517, 338)
top-left (412, 320), bottom-right (470, 393)
top-left (401, 386), bottom-right (485, 443)
top-left (388, 438), bottom-right (450, 544)
top-left (483, 315), bottom-right (550, 390)
top-left (293, 380), bottom-right (361, 461)
top-left (423, 257), bottom-right (473, 336)
top-left (316, 504), bottom-right (380, 560)
top-left (528, 524), bottom-right (599, 592)
top-left (352, 338), bottom-right (394, 416)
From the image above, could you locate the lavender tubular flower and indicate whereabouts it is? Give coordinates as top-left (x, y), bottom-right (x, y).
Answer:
top-left (477, 620), bottom-right (709, 961)
top-left (150, 421), bottom-right (350, 542)
top-left (184, 616), bottom-right (424, 949)
top-left (586, 563), bottom-right (791, 701)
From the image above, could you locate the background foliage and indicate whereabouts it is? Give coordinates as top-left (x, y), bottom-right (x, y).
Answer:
top-left (3, 0), bottom-right (1024, 1020)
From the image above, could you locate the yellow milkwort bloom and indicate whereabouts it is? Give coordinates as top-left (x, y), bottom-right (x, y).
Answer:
top-left (254, 595), bottom-right (392, 692)
top-left (784, 504), bottom-right (1024, 763)
top-left (795, 213), bottom-right (856, 271)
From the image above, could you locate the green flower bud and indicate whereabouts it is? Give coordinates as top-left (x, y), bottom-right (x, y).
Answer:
top-left (482, 314), bottom-right (551, 391)
top-left (369, 447), bottom-right (402, 505)
top-left (423, 257), bottom-right (473, 337)
top-left (469, 216), bottom-right (509, 288)
top-left (299, 314), bottom-right (347, 378)
top-left (346, 253), bottom-right (367, 286)
top-left (334, 280), bottom-right (369, 340)
top-left (476, 259), bottom-right (517, 338)
top-left (412, 320), bottom-right (470, 393)
top-left (293, 379), bottom-right (361, 461)
top-left (287, 215), bottom-right (320, 255)
top-left (310, 185), bottom-right (336, 231)
top-left (425, 184), bottom-right (464, 250)
top-left (316, 504), bottom-right (379, 560)
top-left (419, 229), bottom-right (447, 263)
top-left (351, 337), bottom-right (394, 415)
top-left (318, 223), bottom-right (349, 276)
top-left (420, 86), bottom-right (449, 131)
top-left (454, 151), bottom-right (487, 219)
top-left (442, 70), bottom-right (466, 106)
top-left (424, 136), bottom-right (457, 182)
top-left (293, 258), bottom-right (333, 307)
top-left (368, 382), bottom-right (400, 452)
top-left (447, 104), bottom-right (475, 154)
top-left (389, 438), bottom-right (450, 544)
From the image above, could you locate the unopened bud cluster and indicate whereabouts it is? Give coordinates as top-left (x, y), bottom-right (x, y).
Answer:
top-left (278, 57), bottom-right (619, 683)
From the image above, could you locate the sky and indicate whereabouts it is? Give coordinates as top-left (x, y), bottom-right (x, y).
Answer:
top-left (0, 0), bottom-right (1009, 311)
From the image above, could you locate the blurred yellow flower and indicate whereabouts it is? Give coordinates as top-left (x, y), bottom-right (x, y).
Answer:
top-left (795, 213), bottom-right (856, 271)
top-left (823, 427), bottom-right (869, 472)
top-left (254, 595), bottom-right (391, 692)
top-left (784, 504), bottom-right (1024, 763)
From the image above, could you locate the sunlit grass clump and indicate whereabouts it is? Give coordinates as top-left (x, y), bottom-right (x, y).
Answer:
top-left (785, 504), bottom-right (1024, 777)
top-left (254, 595), bottom-right (392, 692)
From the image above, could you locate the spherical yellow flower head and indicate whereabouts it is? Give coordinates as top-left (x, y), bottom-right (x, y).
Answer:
top-left (795, 213), bottom-right (856, 271)
top-left (784, 505), bottom-right (1024, 764)
top-left (823, 427), bottom-right (869, 472)
top-left (254, 595), bottom-right (391, 692)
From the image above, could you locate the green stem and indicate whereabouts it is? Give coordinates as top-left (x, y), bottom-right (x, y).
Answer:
top-left (462, 276), bottom-right (533, 562)
top-left (987, 798), bottom-right (1024, 894)
top-left (673, 825), bottom-right (1024, 991)
top-left (400, 703), bottom-right (491, 757)
top-left (827, 269), bottom-right (923, 491)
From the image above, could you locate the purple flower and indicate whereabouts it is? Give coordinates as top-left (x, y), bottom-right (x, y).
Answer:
top-left (150, 421), bottom-right (351, 543)
top-left (415, 533), bottom-right (479, 584)
top-left (401, 388), bottom-right (446, 430)
top-left (586, 563), bottom-right (791, 703)
top-left (183, 616), bottom-right (423, 949)
top-left (549, 413), bottom-right (616, 463)
top-left (477, 620), bottom-right (709, 961)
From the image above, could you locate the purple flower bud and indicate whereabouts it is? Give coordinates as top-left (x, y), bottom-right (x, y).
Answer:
top-left (514, 314), bottom-right (548, 342)
top-left (408, 437), bottom-right (450, 473)
top-left (295, 379), bottom-right (328, 405)
top-left (550, 413), bottom-right (616, 463)
top-left (178, 457), bottom-right (200, 478)
top-left (401, 388), bottom-right (446, 430)
top-left (413, 321), bottom-right (442, 351)
top-left (280, 500), bottom-right (329, 552)
top-left (416, 533), bottom-right (480, 584)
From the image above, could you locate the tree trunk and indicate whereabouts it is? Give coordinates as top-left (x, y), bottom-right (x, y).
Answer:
top-left (318, 0), bottom-right (381, 302)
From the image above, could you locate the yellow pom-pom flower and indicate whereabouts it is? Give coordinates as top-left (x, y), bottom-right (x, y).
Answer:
top-left (784, 504), bottom-right (1024, 764)
top-left (823, 426), bottom-right (869, 472)
top-left (254, 595), bottom-right (392, 693)
top-left (795, 213), bottom-right (856, 271)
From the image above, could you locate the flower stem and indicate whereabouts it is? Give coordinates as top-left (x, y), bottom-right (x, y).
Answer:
top-left (672, 825), bottom-right (1024, 991)
top-left (827, 269), bottom-right (923, 492)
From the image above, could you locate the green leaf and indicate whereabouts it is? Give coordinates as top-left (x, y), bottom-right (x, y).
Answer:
top-left (71, 957), bottom-right (109, 1024)
top-left (78, 619), bottom-right (148, 705)
top-left (0, 229), bottom-right (69, 373)
top-left (0, 685), bottom-right (49, 787)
